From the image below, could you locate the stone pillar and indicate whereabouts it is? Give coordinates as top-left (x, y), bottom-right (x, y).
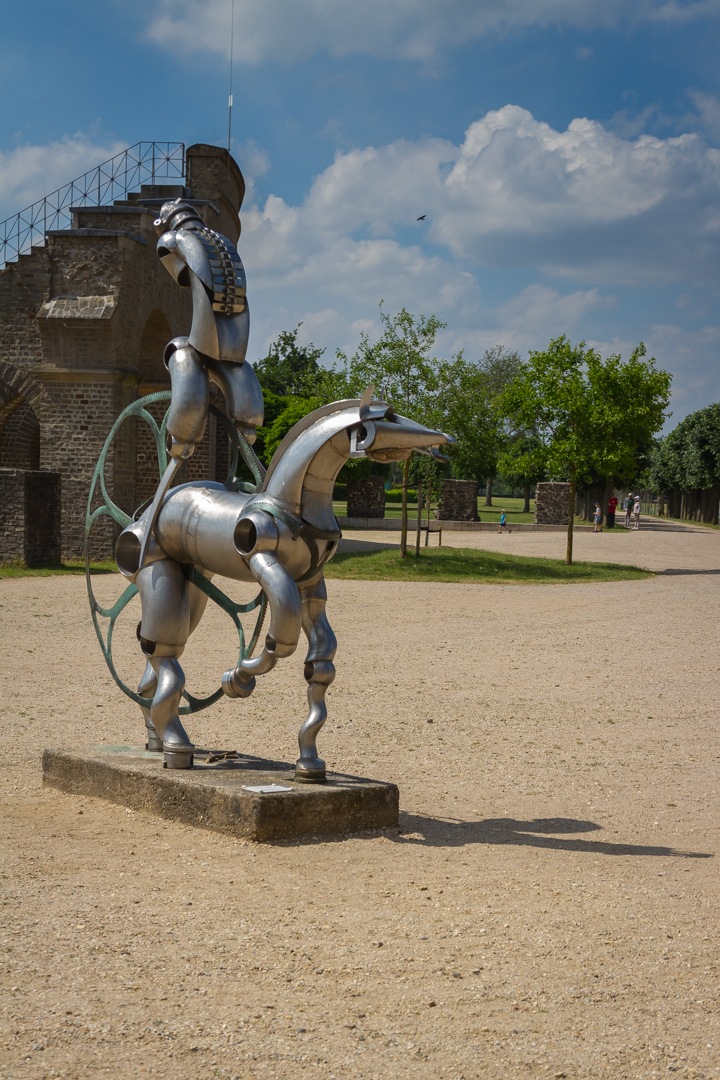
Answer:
top-left (0, 469), bottom-right (61, 565)
top-left (346, 476), bottom-right (385, 518)
top-left (534, 482), bottom-right (571, 524)
top-left (437, 479), bottom-right (479, 521)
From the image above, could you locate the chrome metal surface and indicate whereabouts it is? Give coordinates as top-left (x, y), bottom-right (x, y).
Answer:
top-left (117, 399), bottom-right (451, 780)
top-left (136, 456), bottom-right (183, 572)
top-left (155, 200), bottom-right (249, 366)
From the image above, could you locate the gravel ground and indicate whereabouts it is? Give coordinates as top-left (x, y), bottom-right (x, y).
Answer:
top-left (1, 519), bottom-right (719, 1080)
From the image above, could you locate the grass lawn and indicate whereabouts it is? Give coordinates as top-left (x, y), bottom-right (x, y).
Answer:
top-left (334, 495), bottom-right (537, 522)
top-left (0, 560), bottom-right (116, 579)
top-left (324, 546), bottom-right (650, 584)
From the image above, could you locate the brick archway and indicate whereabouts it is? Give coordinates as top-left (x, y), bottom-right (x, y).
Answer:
top-left (0, 361), bottom-right (45, 468)
top-left (139, 308), bottom-right (173, 387)
top-left (0, 403), bottom-right (40, 469)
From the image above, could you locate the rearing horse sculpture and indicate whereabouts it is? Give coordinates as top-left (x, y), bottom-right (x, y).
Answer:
top-left (116, 389), bottom-right (452, 779)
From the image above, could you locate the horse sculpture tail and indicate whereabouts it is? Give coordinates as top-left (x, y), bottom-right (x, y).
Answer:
top-left (221, 551), bottom-right (302, 697)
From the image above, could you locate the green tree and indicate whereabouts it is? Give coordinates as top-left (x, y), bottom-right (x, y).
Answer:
top-left (254, 324), bottom-right (326, 397)
top-left (498, 435), bottom-right (546, 513)
top-left (261, 395), bottom-right (317, 464)
top-left (335, 304), bottom-right (446, 557)
top-left (650, 403), bottom-right (720, 493)
top-left (441, 347), bottom-right (521, 503)
top-left (498, 337), bottom-right (671, 563)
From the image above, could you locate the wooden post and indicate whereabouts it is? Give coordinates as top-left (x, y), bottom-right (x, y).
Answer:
top-left (414, 483), bottom-right (423, 557)
top-left (425, 480), bottom-right (432, 546)
top-left (566, 468), bottom-right (576, 566)
top-left (400, 457), bottom-right (410, 558)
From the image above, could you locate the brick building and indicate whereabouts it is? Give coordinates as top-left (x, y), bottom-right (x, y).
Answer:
top-left (0, 144), bottom-right (245, 560)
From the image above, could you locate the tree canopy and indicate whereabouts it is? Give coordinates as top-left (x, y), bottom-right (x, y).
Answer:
top-left (440, 346), bottom-right (522, 486)
top-left (498, 336), bottom-right (671, 562)
top-left (334, 304), bottom-right (447, 554)
top-left (253, 324), bottom-right (326, 398)
top-left (650, 403), bottom-right (720, 493)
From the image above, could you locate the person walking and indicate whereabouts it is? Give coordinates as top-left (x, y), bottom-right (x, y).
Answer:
top-left (624, 493), bottom-right (633, 528)
top-left (593, 502), bottom-right (603, 532)
top-left (498, 510), bottom-right (511, 534)
top-left (607, 492), bottom-right (618, 529)
top-left (633, 494), bottom-right (641, 529)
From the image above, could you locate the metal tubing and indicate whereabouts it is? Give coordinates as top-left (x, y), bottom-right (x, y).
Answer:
top-left (295, 580), bottom-right (337, 782)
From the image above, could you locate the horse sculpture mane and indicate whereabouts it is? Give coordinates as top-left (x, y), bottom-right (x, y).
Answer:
top-left (115, 392), bottom-right (452, 778)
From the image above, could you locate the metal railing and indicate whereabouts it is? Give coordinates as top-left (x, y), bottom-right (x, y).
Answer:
top-left (0, 141), bottom-right (185, 269)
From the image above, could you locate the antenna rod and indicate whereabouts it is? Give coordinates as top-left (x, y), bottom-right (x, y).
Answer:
top-left (227, 0), bottom-right (235, 180)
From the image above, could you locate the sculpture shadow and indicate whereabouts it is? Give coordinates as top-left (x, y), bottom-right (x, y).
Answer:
top-left (657, 568), bottom-right (720, 575)
top-left (394, 812), bottom-right (713, 860)
top-left (336, 537), bottom-right (398, 554)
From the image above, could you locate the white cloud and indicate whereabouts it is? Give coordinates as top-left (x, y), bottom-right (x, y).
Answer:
top-left (237, 106), bottom-right (720, 418)
top-left (0, 135), bottom-right (129, 222)
top-left (685, 91), bottom-right (720, 145)
top-left (232, 138), bottom-right (270, 181)
top-left (144, 0), bottom-right (720, 63)
top-left (241, 106), bottom-right (720, 289)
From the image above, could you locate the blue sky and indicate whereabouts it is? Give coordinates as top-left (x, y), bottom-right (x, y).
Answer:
top-left (3, 1), bottom-right (720, 424)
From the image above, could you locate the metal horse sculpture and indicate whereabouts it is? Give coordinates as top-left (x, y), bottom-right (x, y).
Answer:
top-left (116, 389), bottom-right (452, 779)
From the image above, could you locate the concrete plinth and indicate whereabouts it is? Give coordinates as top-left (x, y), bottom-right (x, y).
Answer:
top-left (42, 746), bottom-right (399, 842)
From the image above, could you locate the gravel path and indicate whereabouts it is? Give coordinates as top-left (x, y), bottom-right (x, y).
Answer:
top-left (1, 520), bottom-right (719, 1079)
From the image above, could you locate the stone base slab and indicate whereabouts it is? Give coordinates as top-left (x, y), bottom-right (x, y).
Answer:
top-left (42, 746), bottom-right (399, 842)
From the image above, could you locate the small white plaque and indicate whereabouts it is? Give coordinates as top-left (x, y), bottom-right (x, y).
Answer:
top-left (242, 784), bottom-right (293, 794)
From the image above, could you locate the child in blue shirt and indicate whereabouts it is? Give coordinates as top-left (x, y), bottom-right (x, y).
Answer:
top-left (498, 510), bottom-right (510, 533)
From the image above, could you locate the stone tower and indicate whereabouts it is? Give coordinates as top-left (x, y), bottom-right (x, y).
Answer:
top-left (0, 144), bottom-right (246, 561)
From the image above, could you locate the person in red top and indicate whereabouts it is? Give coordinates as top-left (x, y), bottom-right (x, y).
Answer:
top-left (607, 493), bottom-right (618, 529)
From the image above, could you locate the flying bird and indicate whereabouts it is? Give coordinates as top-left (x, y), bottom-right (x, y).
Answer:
top-left (417, 214), bottom-right (426, 221)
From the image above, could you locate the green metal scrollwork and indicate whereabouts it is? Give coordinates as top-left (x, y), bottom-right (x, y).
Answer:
top-left (84, 391), bottom-right (266, 714)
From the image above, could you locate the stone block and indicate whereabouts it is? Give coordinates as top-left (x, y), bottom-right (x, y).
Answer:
top-left (0, 468), bottom-right (61, 565)
top-left (437, 478), bottom-right (479, 521)
top-left (534, 481), bottom-right (571, 525)
top-left (42, 746), bottom-right (399, 843)
top-left (346, 475), bottom-right (385, 518)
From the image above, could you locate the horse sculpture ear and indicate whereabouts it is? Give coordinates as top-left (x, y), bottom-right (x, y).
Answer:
top-left (359, 384), bottom-right (375, 419)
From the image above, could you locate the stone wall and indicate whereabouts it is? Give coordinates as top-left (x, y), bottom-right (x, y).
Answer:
top-left (437, 479), bottom-right (479, 521)
top-left (347, 475), bottom-right (385, 518)
top-left (0, 468), bottom-right (61, 565)
top-left (0, 142), bottom-right (246, 560)
top-left (534, 481), bottom-right (571, 525)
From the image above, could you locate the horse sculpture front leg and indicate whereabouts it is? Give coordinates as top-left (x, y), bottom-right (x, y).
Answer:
top-left (296, 576), bottom-right (337, 783)
top-left (135, 557), bottom-right (194, 769)
top-left (138, 661), bottom-right (162, 751)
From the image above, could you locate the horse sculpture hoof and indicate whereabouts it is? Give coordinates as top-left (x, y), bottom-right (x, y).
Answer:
top-left (145, 726), bottom-right (163, 753)
top-left (163, 743), bottom-right (195, 769)
top-left (295, 758), bottom-right (326, 784)
top-left (221, 667), bottom-right (256, 698)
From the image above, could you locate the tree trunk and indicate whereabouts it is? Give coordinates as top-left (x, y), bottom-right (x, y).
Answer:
top-left (657, 492), bottom-right (665, 517)
top-left (523, 483), bottom-right (530, 514)
top-left (485, 477), bottom-right (493, 506)
top-left (566, 468), bottom-right (576, 565)
top-left (400, 457), bottom-right (410, 558)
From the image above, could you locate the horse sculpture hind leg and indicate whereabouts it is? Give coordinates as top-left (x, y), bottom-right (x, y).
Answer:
top-left (296, 576), bottom-right (337, 783)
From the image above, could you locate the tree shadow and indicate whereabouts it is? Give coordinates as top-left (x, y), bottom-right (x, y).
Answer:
top-left (394, 812), bottom-right (713, 859)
